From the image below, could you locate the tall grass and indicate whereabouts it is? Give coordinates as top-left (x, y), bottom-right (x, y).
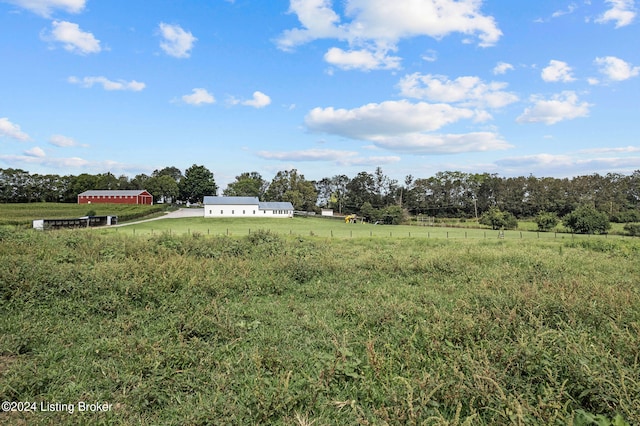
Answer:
top-left (1, 228), bottom-right (638, 424)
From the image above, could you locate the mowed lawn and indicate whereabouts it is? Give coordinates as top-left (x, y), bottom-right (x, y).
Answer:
top-left (109, 215), bottom-right (627, 242)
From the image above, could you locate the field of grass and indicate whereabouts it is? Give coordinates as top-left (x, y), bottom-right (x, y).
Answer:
top-left (1, 222), bottom-right (639, 425)
top-left (0, 203), bottom-right (168, 226)
top-left (107, 216), bottom-right (632, 243)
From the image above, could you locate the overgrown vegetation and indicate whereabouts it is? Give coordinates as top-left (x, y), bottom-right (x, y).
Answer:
top-left (1, 226), bottom-right (638, 424)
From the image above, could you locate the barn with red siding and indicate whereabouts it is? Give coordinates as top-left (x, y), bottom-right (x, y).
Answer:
top-left (77, 190), bottom-right (153, 205)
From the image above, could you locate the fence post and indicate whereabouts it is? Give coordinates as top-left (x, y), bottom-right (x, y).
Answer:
top-left (331, 230), bottom-right (333, 237)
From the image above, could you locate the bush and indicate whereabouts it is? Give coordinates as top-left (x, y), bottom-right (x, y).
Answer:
top-left (535, 211), bottom-right (559, 232)
top-left (610, 209), bottom-right (640, 223)
top-left (623, 223), bottom-right (640, 237)
top-left (479, 207), bottom-right (518, 230)
top-left (563, 205), bottom-right (611, 234)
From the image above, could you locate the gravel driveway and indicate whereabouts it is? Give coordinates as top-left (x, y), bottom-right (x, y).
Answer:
top-left (113, 208), bottom-right (203, 226)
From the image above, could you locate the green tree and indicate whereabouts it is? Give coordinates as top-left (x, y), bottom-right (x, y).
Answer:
top-left (223, 172), bottom-right (267, 197)
top-left (147, 175), bottom-right (179, 203)
top-left (359, 202), bottom-right (380, 222)
top-left (479, 206), bottom-right (518, 230)
top-left (382, 205), bottom-right (405, 225)
top-left (535, 211), bottom-right (559, 232)
top-left (264, 169), bottom-right (317, 211)
top-left (153, 166), bottom-right (183, 182)
top-left (179, 164), bottom-right (218, 204)
top-left (562, 205), bottom-right (611, 234)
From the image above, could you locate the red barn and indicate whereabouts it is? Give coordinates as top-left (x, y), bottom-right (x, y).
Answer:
top-left (78, 190), bottom-right (153, 205)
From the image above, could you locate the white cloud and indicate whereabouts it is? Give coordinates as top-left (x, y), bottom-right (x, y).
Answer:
top-left (43, 20), bottom-right (101, 54)
top-left (242, 91), bottom-right (271, 108)
top-left (578, 146), bottom-right (640, 154)
top-left (595, 56), bottom-right (640, 81)
top-left (276, 0), bottom-right (345, 51)
top-left (398, 73), bottom-right (518, 109)
top-left (68, 76), bottom-right (145, 91)
top-left (256, 148), bottom-right (401, 165)
top-left (0, 153), bottom-right (148, 173)
top-left (552, 3), bottom-right (578, 18)
top-left (158, 23), bottom-right (197, 58)
top-left (306, 100), bottom-right (475, 139)
top-left (495, 152), bottom-right (640, 175)
top-left (24, 146), bottom-right (46, 157)
top-left (596, 0), bottom-right (636, 27)
top-left (369, 132), bottom-right (512, 154)
top-left (324, 47), bottom-right (401, 71)
top-left (338, 155), bottom-right (401, 166)
top-left (421, 49), bottom-right (438, 62)
top-left (493, 61), bottom-right (514, 75)
top-left (49, 134), bottom-right (86, 147)
top-left (3, 0), bottom-right (85, 17)
top-left (0, 117), bottom-right (30, 141)
top-left (277, 0), bottom-right (502, 70)
top-left (541, 60), bottom-right (575, 82)
top-left (304, 100), bottom-right (511, 154)
top-left (181, 88), bottom-right (215, 105)
top-left (517, 91), bottom-right (592, 125)
top-left (257, 148), bottom-right (358, 161)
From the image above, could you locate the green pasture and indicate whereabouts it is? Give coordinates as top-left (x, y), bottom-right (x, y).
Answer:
top-left (1, 227), bottom-right (638, 424)
top-left (0, 202), bottom-right (167, 226)
top-left (108, 216), bottom-right (629, 242)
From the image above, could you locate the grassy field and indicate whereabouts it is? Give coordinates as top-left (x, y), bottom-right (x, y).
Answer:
top-left (1, 222), bottom-right (639, 425)
top-left (107, 216), bottom-right (632, 243)
top-left (0, 202), bottom-right (168, 226)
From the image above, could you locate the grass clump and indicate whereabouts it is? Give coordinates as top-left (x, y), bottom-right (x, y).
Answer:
top-left (0, 228), bottom-right (638, 424)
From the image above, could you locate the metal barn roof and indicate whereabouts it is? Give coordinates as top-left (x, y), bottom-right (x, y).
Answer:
top-left (203, 196), bottom-right (259, 205)
top-left (78, 190), bottom-right (150, 196)
top-left (259, 202), bottom-right (294, 210)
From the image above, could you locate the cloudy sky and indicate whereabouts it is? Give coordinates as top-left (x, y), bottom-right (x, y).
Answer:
top-left (1, 0), bottom-right (639, 189)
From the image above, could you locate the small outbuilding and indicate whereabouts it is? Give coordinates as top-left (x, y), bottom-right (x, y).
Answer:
top-left (203, 196), bottom-right (294, 218)
top-left (78, 190), bottom-right (153, 205)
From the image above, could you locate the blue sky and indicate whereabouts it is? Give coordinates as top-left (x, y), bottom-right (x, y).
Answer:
top-left (1, 0), bottom-right (639, 190)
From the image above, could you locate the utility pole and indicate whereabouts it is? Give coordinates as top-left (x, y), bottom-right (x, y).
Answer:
top-left (474, 198), bottom-right (478, 220)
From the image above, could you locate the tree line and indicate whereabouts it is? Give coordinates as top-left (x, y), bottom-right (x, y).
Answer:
top-left (1, 165), bottom-right (639, 223)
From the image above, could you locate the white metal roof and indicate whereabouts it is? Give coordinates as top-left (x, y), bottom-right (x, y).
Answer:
top-left (203, 196), bottom-right (259, 205)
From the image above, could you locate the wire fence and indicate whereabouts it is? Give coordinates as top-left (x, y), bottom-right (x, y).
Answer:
top-left (111, 225), bottom-right (632, 241)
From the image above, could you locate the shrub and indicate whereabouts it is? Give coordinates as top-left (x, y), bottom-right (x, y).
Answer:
top-left (535, 211), bottom-right (559, 232)
top-left (479, 206), bottom-right (518, 230)
top-left (563, 206), bottom-right (611, 234)
top-left (623, 223), bottom-right (640, 237)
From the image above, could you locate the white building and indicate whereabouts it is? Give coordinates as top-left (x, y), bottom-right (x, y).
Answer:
top-left (203, 196), bottom-right (294, 218)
